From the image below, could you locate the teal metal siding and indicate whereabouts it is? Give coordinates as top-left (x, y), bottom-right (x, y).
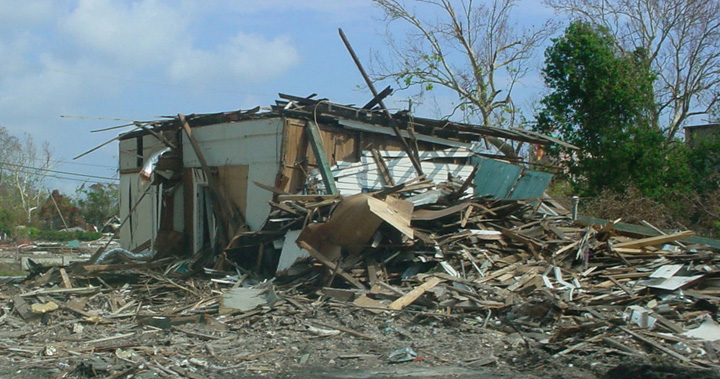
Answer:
top-left (472, 156), bottom-right (552, 200)
top-left (508, 170), bottom-right (553, 200)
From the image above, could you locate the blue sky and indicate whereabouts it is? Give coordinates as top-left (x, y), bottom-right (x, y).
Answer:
top-left (0, 0), bottom-right (556, 193)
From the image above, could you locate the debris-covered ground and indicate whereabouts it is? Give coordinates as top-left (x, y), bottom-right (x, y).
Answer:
top-left (1, 189), bottom-right (720, 378)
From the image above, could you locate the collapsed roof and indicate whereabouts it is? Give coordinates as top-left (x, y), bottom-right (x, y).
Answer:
top-left (119, 92), bottom-right (574, 152)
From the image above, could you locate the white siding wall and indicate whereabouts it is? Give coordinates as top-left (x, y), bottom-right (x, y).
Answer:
top-left (183, 118), bottom-right (284, 230)
top-left (118, 135), bottom-right (170, 250)
top-left (118, 173), bottom-right (158, 250)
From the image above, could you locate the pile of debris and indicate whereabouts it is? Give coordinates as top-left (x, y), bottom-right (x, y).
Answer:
top-left (3, 82), bottom-right (718, 375)
top-left (1, 177), bottom-right (719, 377)
top-left (252, 178), bottom-right (720, 365)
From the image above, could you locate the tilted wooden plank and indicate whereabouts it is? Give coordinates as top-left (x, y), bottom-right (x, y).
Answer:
top-left (613, 231), bottom-right (696, 249)
top-left (306, 121), bottom-right (338, 195)
top-left (389, 277), bottom-right (443, 310)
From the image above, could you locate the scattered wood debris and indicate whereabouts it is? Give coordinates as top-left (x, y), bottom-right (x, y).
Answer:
top-left (2, 176), bottom-right (719, 376)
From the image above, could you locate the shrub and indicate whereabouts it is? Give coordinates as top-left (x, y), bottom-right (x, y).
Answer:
top-left (32, 230), bottom-right (103, 242)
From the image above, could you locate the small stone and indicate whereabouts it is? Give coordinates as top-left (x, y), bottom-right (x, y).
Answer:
top-left (72, 323), bottom-right (84, 334)
top-left (44, 346), bottom-right (57, 356)
top-left (31, 301), bottom-right (58, 314)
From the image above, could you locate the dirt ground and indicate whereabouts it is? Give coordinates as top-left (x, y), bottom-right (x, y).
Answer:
top-left (1, 296), bottom-right (718, 379)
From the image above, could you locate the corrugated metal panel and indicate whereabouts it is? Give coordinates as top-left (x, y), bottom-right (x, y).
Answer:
top-left (508, 170), bottom-right (553, 200)
top-left (472, 156), bottom-right (523, 198)
top-left (472, 156), bottom-right (552, 200)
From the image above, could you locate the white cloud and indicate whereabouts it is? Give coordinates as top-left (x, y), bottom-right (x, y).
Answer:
top-left (0, 0), bottom-right (60, 28)
top-left (59, 0), bottom-right (190, 68)
top-left (168, 32), bottom-right (300, 84)
top-left (58, 0), bottom-right (301, 85)
top-left (0, 0), bottom-right (350, 191)
top-left (212, 0), bottom-right (372, 18)
top-left (0, 55), bottom-right (121, 132)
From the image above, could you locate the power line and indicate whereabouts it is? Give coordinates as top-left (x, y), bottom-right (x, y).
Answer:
top-left (52, 160), bottom-right (117, 169)
top-left (0, 166), bottom-right (117, 185)
top-left (23, 157), bottom-right (117, 169)
top-left (3, 149), bottom-right (117, 169)
top-left (0, 161), bottom-right (118, 181)
top-left (43, 175), bottom-right (117, 185)
top-left (1, 168), bottom-right (117, 185)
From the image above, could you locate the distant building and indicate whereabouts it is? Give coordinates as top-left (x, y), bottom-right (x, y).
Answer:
top-left (684, 123), bottom-right (720, 147)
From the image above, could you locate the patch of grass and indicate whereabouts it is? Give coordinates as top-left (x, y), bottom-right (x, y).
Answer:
top-left (0, 262), bottom-right (25, 276)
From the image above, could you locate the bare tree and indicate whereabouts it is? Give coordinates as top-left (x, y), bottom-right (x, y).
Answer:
top-left (371, 0), bottom-right (555, 135)
top-left (0, 127), bottom-right (52, 223)
top-left (545, 0), bottom-right (720, 139)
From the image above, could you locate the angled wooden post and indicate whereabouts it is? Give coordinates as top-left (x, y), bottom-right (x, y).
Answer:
top-left (305, 121), bottom-right (338, 195)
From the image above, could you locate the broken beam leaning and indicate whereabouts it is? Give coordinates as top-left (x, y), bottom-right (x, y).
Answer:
top-left (305, 121), bottom-right (338, 195)
top-left (298, 241), bottom-right (365, 289)
top-left (338, 28), bottom-right (424, 176)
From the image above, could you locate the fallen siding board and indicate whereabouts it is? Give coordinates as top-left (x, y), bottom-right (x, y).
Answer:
top-left (325, 153), bottom-right (475, 195)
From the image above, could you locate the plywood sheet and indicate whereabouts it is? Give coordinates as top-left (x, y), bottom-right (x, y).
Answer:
top-left (217, 165), bottom-right (249, 222)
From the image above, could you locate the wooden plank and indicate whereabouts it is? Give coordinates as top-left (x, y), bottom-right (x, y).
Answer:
top-left (362, 85), bottom-right (392, 109)
top-left (602, 337), bottom-right (645, 356)
top-left (389, 277), bottom-right (443, 310)
top-left (353, 294), bottom-right (387, 313)
top-left (309, 321), bottom-right (374, 340)
top-left (366, 258), bottom-right (379, 285)
top-left (613, 231), bottom-right (696, 249)
top-left (306, 121), bottom-right (338, 195)
top-left (277, 194), bottom-right (341, 202)
top-left (338, 29), bottom-right (424, 176)
top-left (298, 241), bottom-right (365, 289)
top-left (576, 216), bottom-right (720, 249)
top-left (252, 180), bottom-right (292, 196)
top-left (494, 225), bottom-right (543, 256)
top-left (59, 268), bottom-right (72, 289)
top-left (370, 149), bottom-right (395, 186)
top-left (619, 327), bottom-right (697, 366)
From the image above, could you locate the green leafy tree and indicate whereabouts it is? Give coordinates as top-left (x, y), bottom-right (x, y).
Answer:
top-left (535, 21), bottom-right (688, 197)
top-left (75, 182), bottom-right (119, 227)
top-left (546, 0), bottom-right (720, 140)
top-left (36, 190), bottom-right (84, 230)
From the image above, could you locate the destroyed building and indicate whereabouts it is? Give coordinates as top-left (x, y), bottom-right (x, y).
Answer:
top-left (114, 93), bottom-right (567, 274)
top-left (4, 93), bottom-right (720, 377)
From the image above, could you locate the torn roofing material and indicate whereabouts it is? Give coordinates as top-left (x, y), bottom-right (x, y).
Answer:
top-left (117, 93), bottom-right (573, 149)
